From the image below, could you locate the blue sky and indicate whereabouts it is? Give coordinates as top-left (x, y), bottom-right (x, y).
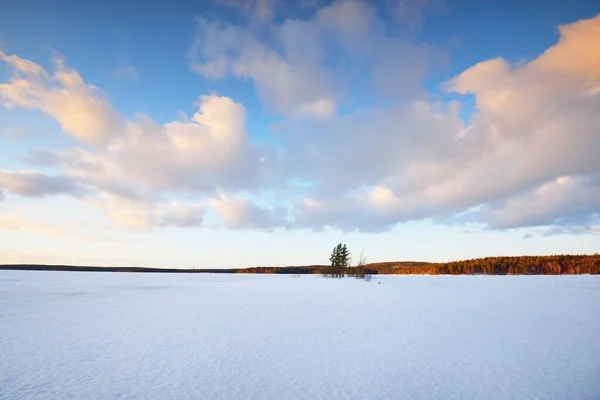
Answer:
top-left (1, 0), bottom-right (599, 267)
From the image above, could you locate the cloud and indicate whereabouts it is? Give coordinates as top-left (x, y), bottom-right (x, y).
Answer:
top-left (533, 15), bottom-right (600, 82)
top-left (209, 195), bottom-right (289, 230)
top-left (295, 98), bottom-right (336, 118)
top-left (0, 215), bottom-right (125, 242)
top-left (479, 175), bottom-right (600, 230)
top-left (217, 0), bottom-right (278, 22)
top-left (94, 195), bottom-right (206, 230)
top-left (542, 225), bottom-right (599, 236)
top-left (2, 11), bottom-right (600, 236)
top-left (293, 196), bottom-right (394, 232)
top-left (1, 53), bottom-right (267, 228)
top-left (57, 94), bottom-right (265, 194)
top-left (391, 0), bottom-right (445, 30)
top-left (0, 51), bottom-right (126, 147)
top-left (217, 0), bottom-right (324, 23)
top-left (190, 18), bottom-right (336, 115)
top-left (0, 215), bottom-right (81, 238)
top-left (20, 149), bottom-right (63, 166)
top-left (280, 14), bottom-right (600, 231)
top-left (190, 0), bottom-right (436, 115)
top-left (114, 65), bottom-right (138, 80)
top-left (0, 170), bottom-right (85, 197)
top-left (0, 122), bottom-right (35, 140)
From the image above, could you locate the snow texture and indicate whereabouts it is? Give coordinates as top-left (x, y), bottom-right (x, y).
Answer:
top-left (1, 271), bottom-right (599, 399)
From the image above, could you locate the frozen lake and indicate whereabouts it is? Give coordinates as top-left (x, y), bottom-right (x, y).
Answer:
top-left (1, 271), bottom-right (599, 399)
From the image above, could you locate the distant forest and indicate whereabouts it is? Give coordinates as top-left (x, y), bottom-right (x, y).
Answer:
top-left (1, 254), bottom-right (599, 275)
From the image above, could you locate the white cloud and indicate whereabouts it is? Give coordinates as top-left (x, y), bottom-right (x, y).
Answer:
top-left (391, 0), bottom-right (445, 30)
top-left (114, 65), bottom-right (138, 80)
top-left (282, 14), bottom-right (600, 232)
top-left (209, 195), bottom-right (289, 230)
top-left (0, 170), bottom-right (85, 198)
top-left (190, 17), bottom-right (336, 115)
top-left (0, 52), bottom-right (46, 76)
top-left (96, 196), bottom-right (206, 231)
top-left (2, 11), bottom-right (600, 236)
top-left (217, 0), bottom-right (278, 22)
top-left (190, 0), bottom-right (435, 115)
top-left (58, 94), bottom-right (264, 194)
top-left (0, 214), bottom-right (122, 242)
top-left (0, 51), bottom-right (126, 147)
top-left (0, 53), bottom-right (266, 229)
top-left (295, 97), bottom-right (336, 118)
top-left (479, 174), bottom-right (600, 230)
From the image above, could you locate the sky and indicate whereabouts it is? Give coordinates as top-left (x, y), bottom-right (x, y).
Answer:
top-left (0, 0), bottom-right (599, 268)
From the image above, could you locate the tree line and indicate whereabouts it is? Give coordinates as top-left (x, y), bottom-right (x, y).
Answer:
top-left (318, 245), bottom-right (600, 277)
top-left (1, 254), bottom-right (598, 275)
top-left (402, 254), bottom-right (600, 275)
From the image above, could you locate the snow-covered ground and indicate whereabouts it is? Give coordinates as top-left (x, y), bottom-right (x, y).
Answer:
top-left (1, 271), bottom-right (599, 400)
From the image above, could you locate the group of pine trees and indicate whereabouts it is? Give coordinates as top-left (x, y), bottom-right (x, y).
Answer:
top-left (323, 243), bottom-right (369, 279)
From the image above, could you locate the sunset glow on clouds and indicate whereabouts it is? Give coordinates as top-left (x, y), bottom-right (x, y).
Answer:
top-left (0, 0), bottom-right (599, 267)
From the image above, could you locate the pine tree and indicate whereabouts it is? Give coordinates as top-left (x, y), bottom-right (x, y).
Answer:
top-left (328, 243), bottom-right (350, 278)
top-left (339, 244), bottom-right (350, 268)
top-left (329, 243), bottom-right (342, 267)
